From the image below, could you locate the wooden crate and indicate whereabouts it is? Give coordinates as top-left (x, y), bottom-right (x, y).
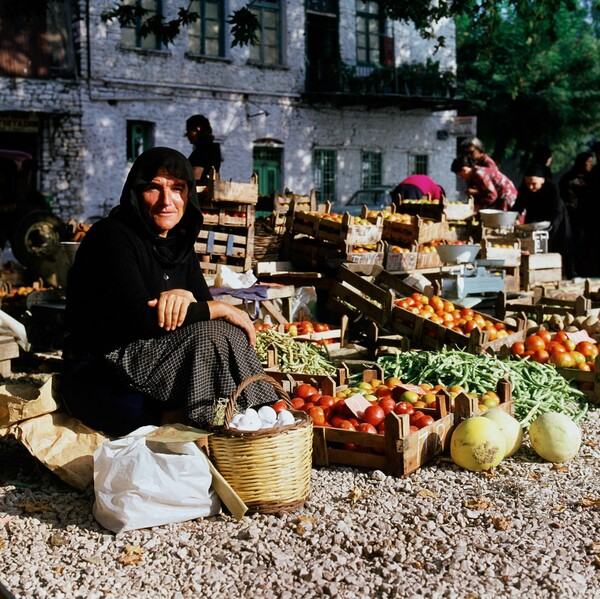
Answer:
top-left (480, 237), bottom-right (521, 266)
top-left (521, 253), bottom-right (562, 290)
top-left (325, 263), bottom-right (435, 327)
top-left (286, 205), bottom-right (383, 246)
top-left (396, 195), bottom-right (444, 221)
top-left (201, 169), bottom-right (258, 204)
top-left (383, 214), bottom-right (448, 246)
top-left (264, 364), bottom-right (349, 393)
top-left (312, 391), bottom-right (453, 476)
top-left (273, 191), bottom-right (316, 213)
top-left (383, 244), bottom-right (418, 273)
top-left (390, 301), bottom-right (527, 354)
top-left (0, 335), bottom-right (19, 377)
top-left (444, 198), bottom-right (475, 221)
top-left (583, 280), bottom-right (600, 308)
top-left (446, 220), bottom-right (476, 243)
top-left (416, 249), bottom-right (442, 269)
top-left (495, 288), bottom-right (593, 322)
top-left (515, 230), bottom-right (549, 254)
top-left (195, 226), bottom-right (255, 271)
top-left (200, 203), bottom-right (255, 228)
top-left (554, 354), bottom-right (600, 405)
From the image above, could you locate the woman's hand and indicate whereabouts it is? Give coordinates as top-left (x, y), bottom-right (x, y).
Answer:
top-left (208, 300), bottom-right (257, 347)
top-left (148, 289), bottom-right (196, 331)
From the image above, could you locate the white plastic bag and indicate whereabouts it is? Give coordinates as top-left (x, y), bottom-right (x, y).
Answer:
top-left (93, 425), bottom-right (221, 533)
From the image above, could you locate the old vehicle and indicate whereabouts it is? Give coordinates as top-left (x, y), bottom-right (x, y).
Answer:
top-left (328, 186), bottom-right (394, 216)
top-left (0, 149), bottom-right (66, 268)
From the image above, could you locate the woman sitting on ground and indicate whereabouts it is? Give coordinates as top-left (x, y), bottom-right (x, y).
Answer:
top-left (60, 147), bottom-right (276, 436)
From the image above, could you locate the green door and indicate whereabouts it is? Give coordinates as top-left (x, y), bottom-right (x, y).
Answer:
top-left (253, 147), bottom-right (282, 196)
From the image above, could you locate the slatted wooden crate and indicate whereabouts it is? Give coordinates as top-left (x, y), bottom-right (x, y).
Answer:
top-left (312, 390), bottom-right (453, 476)
top-left (495, 288), bottom-right (593, 322)
top-left (480, 237), bottom-right (521, 266)
top-left (199, 169), bottom-right (258, 204)
top-left (325, 263), bottom-right (434, 327)
top-left (273, 191), bottom-right (316, 213)
top-left (521, 253), bottom-right (562, 291)
top-left (395, 195), bottom-right (444, 220)
top-left (383, 243), bottom-right (418, 273)
top-left (286, 205), bottom-right (383, 246)
top-left (444, 198), bottom-right (475, 221)
top-left (390, 301), bottom-right (527, 354)
top-left (554, 354), bottom-right (600, 405)
top-left (0, 335), bottom-right (19, 377)
top-left (200, 203), bottom-right (255, 228)
top-left (416, 248), bottom-right (442, 269)
top-left (195, 226), bottom-right (254, 271)
top-left (383, 214), bottom-right (448, 246)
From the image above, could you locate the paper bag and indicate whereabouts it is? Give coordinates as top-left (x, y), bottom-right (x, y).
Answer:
top-left (0, 377), bottom-right (60, 430)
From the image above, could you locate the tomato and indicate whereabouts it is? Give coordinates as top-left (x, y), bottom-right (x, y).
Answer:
top-left (554, 330), bottom-right (569, 344)
top-left (537, 329), bottom-right (553, 345)
top-left (272, 399), bottom-right (288, 413)
top-left (550, 352), bottom-right (576, 368)
top-left (525, 335), bottom-right (545, 352)
top-left (510, 341), bottom-right (525, 356)
top-left (317, 395), bottom-right (336, 409)
top-left (576, 341), bottom-right (597, 357)
top-left (331, 416), bottom-right (344, 428)
top-left (394, 401), bottom-right (414, 415)
top-left (314, 323), bottom-right (329, 332)
top-left (571, 351), bottom-right (586, 365)
top-left (409, 425), bottom-right (419, 434)
top-left (416, 415), bottom-right (434, 429)
top-left (338, 420), bottom-right (356, 431)
top-left (385, 377), bottom-right (403, 388)
top-left (375, 385), bottom-right (392, 398)
top-left (578, 362), bottom-right (592, 372)
top-left (562, 339), bottom-right (576, 352)
top-left (410, 410), bottom-right (425, 426)
top-left (362, 405), bottom-right (385, 427)
top-left (294, 383), bottom-right (319, 400)
top-left (349, 417), bottom-right (361, 428)
top-left (357, 422), bottom-right (377, 434)
top-left (378, 397), bottom-right (396, 415)
top-left (532, 349), bottom-right (549, 364)
top-left (302, 401), bottom-right (315, 412)
top-left (377, 422), bottom-right (386, 434)
top-left (308, 406), bottom-right (325, 426)
top-left (291, 397), bottom-right (305, 410)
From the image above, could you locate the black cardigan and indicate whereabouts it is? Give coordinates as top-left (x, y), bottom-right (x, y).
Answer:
top-left (64, 217), bottom-right (212, 358)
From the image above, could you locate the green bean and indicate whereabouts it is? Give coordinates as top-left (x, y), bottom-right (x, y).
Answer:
top-left (376, 348), bottom-right (589, 427)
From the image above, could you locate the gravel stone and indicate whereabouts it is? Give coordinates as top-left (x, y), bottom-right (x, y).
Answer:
top-left (1, 370), bottom-right (599, 597)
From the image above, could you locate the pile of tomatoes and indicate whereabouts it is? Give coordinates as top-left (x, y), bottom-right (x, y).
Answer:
top-left (289, 377), bottom-right (502, 440)
top-left (511, 330), bottom-right (598, 370)
top-left (394, 293), bottom-right (517, 340)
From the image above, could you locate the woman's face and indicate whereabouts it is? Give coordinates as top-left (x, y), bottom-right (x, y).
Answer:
top-left (524, 176), bottom-right (545, 193)
top-left (585, 157), bottom-right (593, 172)
top-left (465, 146), bottom-right (482, 161)
top-left (141, 166), bottom-right (188, 237)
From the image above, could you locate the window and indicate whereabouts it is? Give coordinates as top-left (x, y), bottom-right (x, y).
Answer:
top-left (121, 0), bottom-right (162, 50)
top-left (127, 121), bottom-right (154, 161)
top-left (313, 149), bottom-right (337, 202)
top-left (356, 0), bottom-right (382, 66)
top-left (249, 0), bottom-right (282, 66)
top-left (361, 151), bottom-right (382, 187)
top-left (408, 154), bottom-right (428, 175)
top-left (188, 0), bottom-right (224, 57)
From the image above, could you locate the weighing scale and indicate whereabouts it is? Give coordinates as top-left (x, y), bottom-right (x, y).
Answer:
top-left (439, 261), bottom-right (505, 300)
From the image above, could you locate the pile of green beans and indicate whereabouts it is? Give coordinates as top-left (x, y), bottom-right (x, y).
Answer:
top-left (256, 329), bottom-right (337, 376)
top-left (377, 349), bottom-right (588, 427)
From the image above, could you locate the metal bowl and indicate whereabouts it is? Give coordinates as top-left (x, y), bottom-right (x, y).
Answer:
top-left (435, 244), bottom-right (481, 264)
top-left (479, 209), bottom-right (519, 229)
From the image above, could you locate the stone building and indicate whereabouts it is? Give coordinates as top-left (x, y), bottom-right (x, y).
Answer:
top-left (0, 0), bottom-right (466, 222)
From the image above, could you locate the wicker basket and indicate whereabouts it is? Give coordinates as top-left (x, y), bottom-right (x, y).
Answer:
top-left (208, 374), bottom-right (313, 514)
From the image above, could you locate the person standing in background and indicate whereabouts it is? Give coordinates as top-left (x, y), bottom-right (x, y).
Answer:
top-left (185, 114), bottom-right (222, 185)
top-left (390, 174), bottom-right (445, 210)
top-left (581, 142), bottom-right (600, 275)
top-left (558, 152), bottom-right (593, 275)
top-left (530, 145), bottom-right (554, 180)
top-left (459, 137), bottom-right (498, 170)
top-left (514, 163), bottom-right (574, 279)
top-left (451, 155), bottom-right (518, 211)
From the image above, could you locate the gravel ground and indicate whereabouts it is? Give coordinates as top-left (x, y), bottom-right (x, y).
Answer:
top-left (0, 366), bottom-right (599, 599)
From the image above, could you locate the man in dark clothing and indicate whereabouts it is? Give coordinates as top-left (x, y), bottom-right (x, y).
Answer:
top-left (185, 114), bottom-right (222, 185)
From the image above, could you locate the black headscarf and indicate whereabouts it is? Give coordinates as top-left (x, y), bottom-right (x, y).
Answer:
top-left (523, 163), bottom-right (548, 179)
top-left (110, 147), bottom-right (203, 265)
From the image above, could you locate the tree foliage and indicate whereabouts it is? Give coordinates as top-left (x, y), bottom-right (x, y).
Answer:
top-left (456, 0), bottom-right (600, 169)
top-left (101, 0), bottom-right (579, 49)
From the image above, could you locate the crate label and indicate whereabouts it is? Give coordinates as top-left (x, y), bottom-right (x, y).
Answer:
top-left (395, 383), bottom-right (427, 396)
top-left (345, 394), bottom-right (373, 419)
top-left (566, 330), bottom-right (596, 344)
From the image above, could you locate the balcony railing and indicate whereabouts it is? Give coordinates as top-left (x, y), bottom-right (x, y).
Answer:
top-left (305, 59), bottom-right (457, 99)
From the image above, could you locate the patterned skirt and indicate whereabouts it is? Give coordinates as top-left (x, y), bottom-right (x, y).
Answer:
top-left (103, 320), bottom-right (278, 427)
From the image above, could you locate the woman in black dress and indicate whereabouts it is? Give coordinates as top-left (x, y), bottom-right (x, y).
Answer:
top-left (60, 147), bottom-right (275, 436)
